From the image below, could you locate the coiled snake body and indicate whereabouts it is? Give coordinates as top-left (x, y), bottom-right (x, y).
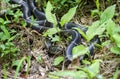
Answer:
top-left (11, 0), bottom-right (100, 62)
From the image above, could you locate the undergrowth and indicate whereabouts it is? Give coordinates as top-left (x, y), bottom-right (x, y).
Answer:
top-left (0, 0), bottom-right (120, 79)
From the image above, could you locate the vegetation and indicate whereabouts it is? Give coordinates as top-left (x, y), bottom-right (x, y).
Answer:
top-left (0, 0), bottom-right (120, 79)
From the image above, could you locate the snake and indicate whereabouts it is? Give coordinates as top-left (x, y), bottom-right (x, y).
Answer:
top-left (10, 0), bottom-right (100, 62)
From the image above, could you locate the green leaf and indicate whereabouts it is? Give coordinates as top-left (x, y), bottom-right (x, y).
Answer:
top-left (91, 9), bottom-right (100, 17)
top-left (48, 74), bottom-right (59, 79)
top-left (36, 55), bottom-right (43, 63)
top-left (113, 26), bottom-right (120, 34)
top-left (13, 56), bottom-right (31, 79)
top-left (84, 60), bottom-right (100, 78)
top-left (50, 70), bottom-right (87, 79)
top-left (72, 45), bottom-right (89, 59)
top-left (45, 1), bottom-right (57, 27)
top-left (113, 68), bottom-right (119, 79)
top-left (110, 46), bottom-right (120, 55)
top-left (101, 40), bottom-right (111, 47)
top-left (0, 44), bottom-right (6, 50)
top-left (4, 20), bottom-right (11, 25)
top-left (95, 0), bottom-right (100, 10)
top-left (60, 6), bottom-right (77, 26)
top-left (10, 47), bottom-right (19, 53)
top-left (21, 20), bottom-right (27, 27)
top-left (82, 60), bottom-right (91, 65)
top-left (43, 28), bottom-right (61, 42)
top-left (0, 32), bottom-right (8, 41)
top-left (6, 9), bottom-right (14, 15)
top-left (43, 28), bottom-right (60, 37)
top-left (8, 34), bottom-right (17, 42)
top-left (112, 33), bottom-right (120, 48)
top-left (31, 16), bottom-right (39, 26)
top-left (86, 21), bottom-right (105, 41)
top-left (3, 64), bottom-right (7, 79)
top-left (0, 18), bottom-right (5, 24)
top-left (74, 27), bottom-right (88, 40)
top-left (0, 25), bottom-right (10, 38)
top-left (100, 5), bottom-right (116, 23)
top-left (106, 19), bottom-right (116, 36)
top-left (51, 35), bottom-right (61, 42)
top-left (12, 60), bottom-right (22, 68)
top-left (53, 56), bottom-right (64, 66)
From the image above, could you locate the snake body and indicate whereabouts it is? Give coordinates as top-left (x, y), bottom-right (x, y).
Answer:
top-left (11, 0), bottom-right (99, 62)
top-left (27, 0), bottom-right (46, 20)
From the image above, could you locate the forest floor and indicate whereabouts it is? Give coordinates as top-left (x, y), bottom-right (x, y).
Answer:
top-left (0, 0), bottom-right (120, 79)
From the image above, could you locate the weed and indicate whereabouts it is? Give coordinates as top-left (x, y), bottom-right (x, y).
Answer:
top-left (45, 2), bottom-right (119, 78)
top-left (50, 60), bottom-right (102, 79)
top-left (44, 1), bottom-right (77, 42)
top-left (3, 64), bottom-right (7, 79)
top-left (0, 0), bottom-right (20, 60)
top-left (0, 18), bottom-right (19, 58)
top-left (12, 56), bottom-right (31, 79)
top-left (1, 0), bottom-right (119, 79)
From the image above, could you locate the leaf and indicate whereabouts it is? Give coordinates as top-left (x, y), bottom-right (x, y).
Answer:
top-left (0, 32), bottom-right (8, 41)
top-left (8, 34), bottom-right (18, 42)
top-left (95, 0), bottom-right (100, 10)
top-left (4, 20), bottom-right (11, 25)
top-left (36, 55), bottom-right (43, 63)
top-left (43, 28), bottom-right (60, 37)
top-left (74, 27), bottom-right (88, 40)
top-left (60, 6), bottom-right (77, 26)
top-left (82, 60), bottom-right (91, 65)
top-left (106, 19), bottom-right (116, 36)
top-left (101, 40), bottom-right (111, 47)
top-left (50, 70), bottom-right (87, 79)
top-left (10, 47), bottom-right (19, 53)
top-left (61, 0), bottom-right (67, 5)
top-left (48, 74), bottom-right (59, 79)
top-left (31, 16), bottom-right (39, 26)
top-left (12, 60), bottom-right (22, 68)
top-left (0, 18), bottom-right (4, 24)
top-left (0, 25), bottom-right (10, 38)
top-left (91, 9), bottom-right (100, 17)
top-left (43, 28), bottom-right (61, 42)
top-left (53, 56), bottom-right (64, 66)
top-left (86, 21), bottom-right (105, 41)
top-left (110, 46), bottom-right (120, 55)
top-left (14, 57), bottom-right (31, 79)
top-left (51, 35), bottom-right (61, 42)
top-left (45, 1), bottom-right (57, 27)
top-left (72, 45), bottom-right (89, 59)
top-left (112, 33), bottom-right (120, 48)
top-left (86, 21), bottom-right (100, 40)
top-left (0, 44), bottom-right (6, 50)
top-left (6, 9), bottom-right (14, 15)
top-left (21, 20), bottom-right (27, 27)
top-left (100, 5), bottom-right (116, 23)
top-left (3, 64), bottom-right (7, 79)
top-left (113, 26), bottom-right (120, 34)
top-left (84, 60), bottom-right (100, 78)
top-left (113, 68), bottom-right (119, 79)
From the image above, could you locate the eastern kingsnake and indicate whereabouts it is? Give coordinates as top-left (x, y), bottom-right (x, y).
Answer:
top-left (10, 0), bottom-right (100, 62)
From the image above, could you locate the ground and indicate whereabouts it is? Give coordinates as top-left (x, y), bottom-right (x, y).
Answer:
top-left (0, 0), bottom-right (120, 79)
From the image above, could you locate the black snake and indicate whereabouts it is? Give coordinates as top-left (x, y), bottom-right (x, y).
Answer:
top-left (10, 0), bottom-right (100, 62)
